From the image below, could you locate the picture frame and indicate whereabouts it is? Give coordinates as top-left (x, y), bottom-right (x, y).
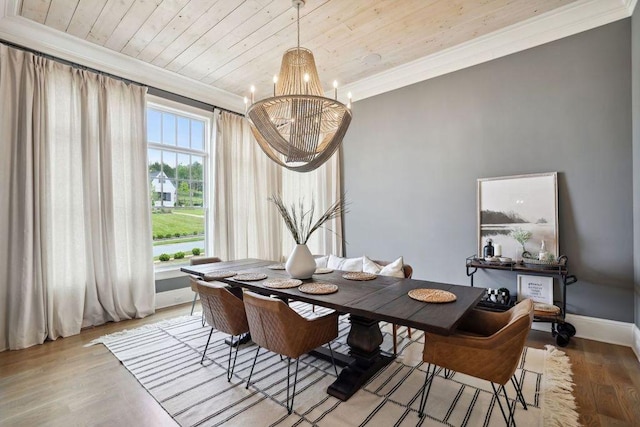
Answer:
top-left (517, 274), bottom-right (554, 304)
top-left (477, 172), bottom-right (558, 259)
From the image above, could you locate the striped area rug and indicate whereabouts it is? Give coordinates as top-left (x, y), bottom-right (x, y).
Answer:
top-left (92, 303), bottom-right (579, 427)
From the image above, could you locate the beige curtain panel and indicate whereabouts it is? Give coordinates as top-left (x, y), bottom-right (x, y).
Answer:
top-left (213, 110), bottom-right (343, 263)
top-left (0, 44), bottom-right (154, 351)
top-left (213, 111), bottom-right (283, 261)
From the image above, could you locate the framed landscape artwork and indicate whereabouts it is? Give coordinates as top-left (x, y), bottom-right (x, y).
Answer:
top-left (477, 172), bottom-right (558, 259)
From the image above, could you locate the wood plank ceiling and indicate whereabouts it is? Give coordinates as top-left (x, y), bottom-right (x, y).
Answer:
top-left (19, 0), bottom-right (576, 99)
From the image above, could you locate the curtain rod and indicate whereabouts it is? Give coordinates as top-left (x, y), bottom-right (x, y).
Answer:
top-left (0, 39), bottom-right (244, 118)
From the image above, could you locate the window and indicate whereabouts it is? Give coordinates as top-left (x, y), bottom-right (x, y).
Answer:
top-left (147, 99), bottom-right (211, 271)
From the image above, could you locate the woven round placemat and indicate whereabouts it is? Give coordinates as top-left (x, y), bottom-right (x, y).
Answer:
top-left (314, 267), bottom-right (333, 274)
top-left (298, 282), bottom-right (338, 295)
top-left (267, 264), bottom-right (285, 270)
top-left (263, 278), bottom-right (302, 289)
top-left (342, 272), bottom-right (376, 281)
top-left (408, 288), bottom-right (457, 303)
top-left (203, 271), bottom-right (237, 280)
top-left (233, 273), bottom-right (267, 281)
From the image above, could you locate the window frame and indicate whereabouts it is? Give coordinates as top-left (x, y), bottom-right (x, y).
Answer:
top-left (146, 95), bottom-right (214, 278)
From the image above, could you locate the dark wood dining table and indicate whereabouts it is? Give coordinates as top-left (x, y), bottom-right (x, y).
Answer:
top-left (181, 258), bottom-right (485, 401)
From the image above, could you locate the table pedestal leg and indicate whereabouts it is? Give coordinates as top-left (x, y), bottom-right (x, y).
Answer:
top-left (327, 315), bottom-right (394, 401)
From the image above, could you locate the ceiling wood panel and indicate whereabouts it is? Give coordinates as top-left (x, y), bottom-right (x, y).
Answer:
top-left (65, 0), bottom-right (109, 39)
top-left (155, 0), bottom-right (283, 71)
top-left (21, 0), bottom-right (50, 23)
top-left (19, 0), bottom-right (577, 99)
top-left (120, 0), bottom-right (190, 58)
top-left (86, 0), bottom-right (136, 45)
top-left (105, 0), bottom-right (163, 51)
top-left (43, 0), bottom-right (77, 31)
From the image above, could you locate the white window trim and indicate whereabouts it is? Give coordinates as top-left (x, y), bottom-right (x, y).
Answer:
top-left (147, 95), bottom-right (215, 279)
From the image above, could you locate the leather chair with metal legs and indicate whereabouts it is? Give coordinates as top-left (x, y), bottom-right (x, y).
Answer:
top-left (197, 281), bottom-right (249, 381)
top-left (188, 257), bottom-right (222, 323)
top-left (243, 291), bottom-right (339, 414)
top-left (418, 299), bottom-right (534, 426)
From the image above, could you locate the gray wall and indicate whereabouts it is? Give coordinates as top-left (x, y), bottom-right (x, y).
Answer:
top-left (633, 7), bottom-right (640, 328)
top-left (343, 20), bottom-right (633, 322)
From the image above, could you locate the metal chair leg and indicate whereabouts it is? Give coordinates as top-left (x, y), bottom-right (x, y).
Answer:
top-left (503, 383), bottom-right (517, 426)
top-left (227, 334), bottom-right (241, 382)
top-left (418, 363), bottom-right (436, 418)
top-left (246, 346), bottom-right (261, 389)
top-left (328, 341), bottom-right (338, 376)
top-left (491, 383), bottom-right (516, 427)
top-left (511, 375), bottom-right (527, 410)
top-left (285, 357), bottom-right (300, 414)
top-left (190, 293), bottom-right (198, 316)
top-left (200, 328), bottom-right (214, 364)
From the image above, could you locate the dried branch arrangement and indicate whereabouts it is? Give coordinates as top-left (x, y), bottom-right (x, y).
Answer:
top-left (269, 194), bottom-right (347, 244)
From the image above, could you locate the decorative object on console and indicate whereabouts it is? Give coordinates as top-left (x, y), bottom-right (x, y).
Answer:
top-left (478, 172), bottom-right (558, 261)
top-left (482, 238), bottom-right (494, 257)
top-left (270, 194), bottom-right (346, 279)
top-left (245, 0), bottom-right (352, 173)
top-left (517, 274), bottom-right (553, 305)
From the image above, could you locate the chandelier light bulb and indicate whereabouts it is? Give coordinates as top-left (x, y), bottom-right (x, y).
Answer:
top-left (250, 85), bottom-right (255, 103)
top-left (333, 80), bottom-right (338, 99)
top-left (303, 73), bottom-right (310, 94)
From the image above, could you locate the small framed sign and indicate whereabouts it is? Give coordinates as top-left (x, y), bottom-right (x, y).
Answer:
top-left (517, 274), bottom-right (553, 304)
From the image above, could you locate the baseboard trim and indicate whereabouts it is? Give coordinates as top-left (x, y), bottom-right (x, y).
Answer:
top-left (531, 313), bottom-right (634, 348)
top-left (155, 287), bottom-right (194, 310)
top-left (634, 324), bottom-right (640, 362)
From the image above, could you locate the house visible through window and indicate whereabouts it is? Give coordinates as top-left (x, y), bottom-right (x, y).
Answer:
top-left (147, 100), bottom-right (210, 270)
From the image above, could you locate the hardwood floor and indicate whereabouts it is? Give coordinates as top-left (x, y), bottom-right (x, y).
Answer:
top-left (1, 303), bottom-right (639, 427)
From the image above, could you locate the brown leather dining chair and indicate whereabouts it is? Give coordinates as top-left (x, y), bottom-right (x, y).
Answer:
top-left (243, 291), bottom-right (339, 414)
top-left (418, 299), bottom-right (534, 426)
top-left (373, 259), bottom-right (413, 356)
top-left (188, 256), bottom-right (222, 320)
top-left (197, 280), bottom-right (249, 382)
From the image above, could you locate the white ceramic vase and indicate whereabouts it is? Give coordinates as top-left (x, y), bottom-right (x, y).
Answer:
top-left (285, 244), bottom-right (316, 279)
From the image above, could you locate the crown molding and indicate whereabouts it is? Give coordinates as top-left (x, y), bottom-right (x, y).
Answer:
top-left (0, 3), bottom-right (244, 113)
top-left (342, 0), bottom-right (633, 102)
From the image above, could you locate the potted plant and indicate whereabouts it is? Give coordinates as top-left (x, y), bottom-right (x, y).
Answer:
top-left (510, 228), bottom-right (532, 258)
top-left (270, 194), bottom-right (346, 279)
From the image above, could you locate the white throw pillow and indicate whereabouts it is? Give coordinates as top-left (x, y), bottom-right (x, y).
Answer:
top-left (327, 254), bottom-right (363, 272)
top-left (314, 255), bottom-right (329, 268)
top-left (363, 255), bottom-right (405, 278)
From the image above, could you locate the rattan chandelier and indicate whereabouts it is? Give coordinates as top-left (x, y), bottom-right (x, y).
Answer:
top-left (246, 0), bottom-right (352, 173)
